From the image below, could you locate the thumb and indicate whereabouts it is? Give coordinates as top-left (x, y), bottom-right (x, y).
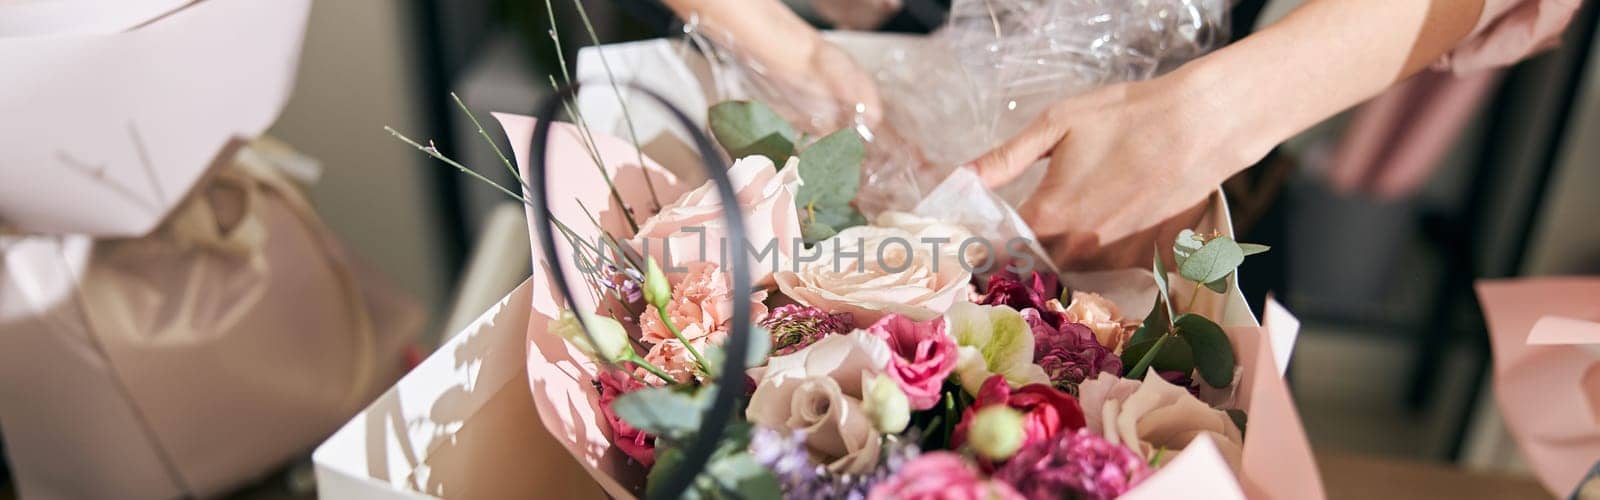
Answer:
top-left (967, 117), bottom-right (1068, 188)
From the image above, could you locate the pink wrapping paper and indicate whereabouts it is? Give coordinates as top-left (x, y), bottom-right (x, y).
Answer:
top-left (1477, 277), bottom-right (1600, 496)
top-left (498, 114), bottom-right (1322, 498)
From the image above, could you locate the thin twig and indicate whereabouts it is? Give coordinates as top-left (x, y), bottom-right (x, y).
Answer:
top-left (387, 127), bottom-right (530, 205)
top-left (571, 0), bottom-right (662, 211)
top-left (451, 92), bottom-right (522, 184)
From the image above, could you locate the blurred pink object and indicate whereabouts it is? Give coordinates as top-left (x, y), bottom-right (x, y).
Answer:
top-left (0, 0), bottom-right (308, 236)
top-left (1441, 0), bottom-right (1582, 74)
top-left (812, 0), bottom-right (903, 30)
top-left (1325, 69), bottom-right (1501, 199)
top-left (1477, 277), bottom-right (1600, 496)
top-left (1326, 0), bottom-right (1579, 199)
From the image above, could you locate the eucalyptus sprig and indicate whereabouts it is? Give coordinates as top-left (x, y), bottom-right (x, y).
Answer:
top-left (1122, 231), bottom-right (1270, 387)
top-left (707, 100), bottom-right (867, 244)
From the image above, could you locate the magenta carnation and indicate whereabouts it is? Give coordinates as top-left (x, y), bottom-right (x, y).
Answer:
top-left (1024, 309), bottom-right (1122, 390)
top-left (866, 313), bottom-right (959, 410)
top-left (760, 304), bottom-right (853, 355)
top-left (596, 370), bottom-right (655, 467)
top-left (993, 428), bottom-right (1151, 500)
top-left (980, 270), bottom-right (1064, 327)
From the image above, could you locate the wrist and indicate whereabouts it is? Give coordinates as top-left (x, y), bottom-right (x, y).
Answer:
top-left (1169, 48), bottom-right (1283, 177)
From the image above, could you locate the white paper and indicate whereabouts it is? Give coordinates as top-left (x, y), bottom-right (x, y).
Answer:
top-left (0, 0), bottom-right (309, 236)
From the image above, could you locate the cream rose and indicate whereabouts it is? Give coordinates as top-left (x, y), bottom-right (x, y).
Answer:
top-left (630, 155), bottom-right (802, 285)
top-left (746, 331), bottom-right (893, 474)
top-left (1078, 372), bottom-right (1244, 471)
top-left (774, 220), bottom-right (973, 326)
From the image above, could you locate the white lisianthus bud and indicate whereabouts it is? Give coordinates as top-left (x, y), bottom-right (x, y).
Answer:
top-left (863, 373), bottom-right (911, 434)
top-left (643, 257), bottom-right (672, 309)
top-left (549, 309), bottom-right (632, 362)
top-left (969, 406), bottom-right (1025, 461)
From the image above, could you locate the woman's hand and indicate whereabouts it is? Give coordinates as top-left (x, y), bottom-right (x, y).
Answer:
top-left (661, 0), bottom-right (881, 132)
top-left (970, 0), bottom-right (1490, 264)
top-left (766, 34), bottom-right (883, 132)
top-left (969, 64), bottom-right (1264, 256)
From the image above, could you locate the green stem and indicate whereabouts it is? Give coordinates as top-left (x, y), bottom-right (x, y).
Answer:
top-left (658, 306), bottom-right (709, 371)
top-left (1183, 281), bottom-right (1204, 313)
top-left (622, 352), bottom-right (678, 384)
top-left (1127, 332), bottom-right (1171, 379)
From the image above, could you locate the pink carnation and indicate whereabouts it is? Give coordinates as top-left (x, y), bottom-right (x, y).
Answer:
top-left (868, 452), bottom-right (1024, 500)
top-left (639, 261), bottom-right (767, 382)
top-left (866, 313), bottom-right (959, 410)
top-left (596, 370), bottom-right (655, 467)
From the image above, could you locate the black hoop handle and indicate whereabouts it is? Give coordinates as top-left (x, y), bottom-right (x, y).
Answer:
top-left (524, 82), bottom-right (752, 500)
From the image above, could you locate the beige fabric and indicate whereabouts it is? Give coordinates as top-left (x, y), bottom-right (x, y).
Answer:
top-left (0, 138), bottom-right (422, 499)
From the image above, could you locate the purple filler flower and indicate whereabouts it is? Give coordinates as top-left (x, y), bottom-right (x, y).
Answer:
top-left (1024, 309), bottom-right (1122, 390)
top-left (980, 270), bottom-right (1064, 327)
top-left (751, 427), bottom-right (918, 500)
top-left (761, 304), bottom-right (854, 355)
top-left (993, 428), bottom-right (1151, 500)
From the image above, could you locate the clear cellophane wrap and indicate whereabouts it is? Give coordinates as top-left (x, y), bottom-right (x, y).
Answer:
top-left (707, 0), bottom-right (1229, 214)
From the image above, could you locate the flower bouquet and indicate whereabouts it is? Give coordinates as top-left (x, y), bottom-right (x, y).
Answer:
top-left (489, 84), bottom-right (1317, 500)
top-left (384, 7), bottom-right (1319, 498)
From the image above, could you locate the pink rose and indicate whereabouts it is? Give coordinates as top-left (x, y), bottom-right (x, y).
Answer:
top-left (629, 155), bottom-right (802, 286)
top-left (747, 331), bottom-right (895, 474)
top-left (639, 261), bottom-right (768, 382)
top-left (866, 313), bottom-right (958, 410)
top-left (597, 370), bottom-right (655, 467)
top-left (954, 375), bottom-right (1086, 454)
top-left (1077, 372), bottom-right (1244, 471)
top-left (868, 452), bottom-right (1024, 500)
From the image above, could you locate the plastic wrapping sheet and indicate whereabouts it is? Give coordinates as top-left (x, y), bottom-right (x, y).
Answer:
top-left (699, 0), bottom-right (1229, 213)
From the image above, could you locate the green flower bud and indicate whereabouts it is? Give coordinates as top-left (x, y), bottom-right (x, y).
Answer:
top-left (549, 309), bottom-right (632, 362)
top-left (969, 406), bottom-right (1025, 461)
top-left (863, 374), bottom-right (911, 434)
top-left (643, 257), bottom-right (671, 309)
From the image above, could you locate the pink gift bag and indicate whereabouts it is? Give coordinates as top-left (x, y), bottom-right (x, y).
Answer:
top-left (0, 139), bottom-right (423, 499)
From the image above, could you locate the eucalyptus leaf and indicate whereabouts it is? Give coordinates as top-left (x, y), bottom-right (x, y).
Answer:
top-left (701, 326), bottom-right (768, 379)
top-left (810, 204), bottom-right (866, 230)
top-left (646, 443), bottom-right (687, 500)
top-left (708, 454), bottom-right (782, 499)
top-left (1120, 335), bottom-right (1195, 377)
top-left (1239, 243), bottom-right (1271, 257)
top-left (1174, 229), bottom-right (1205, 268)
top-left (1179, 237), bottom-right (1244, 285)
top-left (610, 387), bottom-right (704, 437)
top-left (800, 221), bottom-right (838, 244)
top-left (1130, 319), bottom-right (1163, 348)
top-left (1151, 250), bottom-right (1175, 324)
top-left (1175, 313), bottom-right (1236, 387)
top-left (796, 129), bottom-right (864, 208)
top-left (1204, 274), bottom-right (1231, 294)
top-left (708, 101), bottom-right (798, 164)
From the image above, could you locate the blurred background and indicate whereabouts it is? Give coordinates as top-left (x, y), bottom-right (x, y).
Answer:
top-left (4, 0), bottom-right (1598, 497)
